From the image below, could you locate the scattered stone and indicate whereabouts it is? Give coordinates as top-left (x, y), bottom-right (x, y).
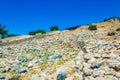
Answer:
top-left (109, 62), bottom-right (120, 71)
top-left (114, 44), bottom-right (120, 50)
top-left (0, 51), bottom-right (3, 57)
top-left (114, 72), bottom-right (120, 78)
top-left (30, 74), bottom-right (40, 80)
top-left (36, 58), bottom-right (44, 64)
top-left (113, 50), bottom-right (120, 54)
top-left (0, 39), bottom-right (3, 46)
top-left (104, 69), bottom-right (115, 75)
top-left (0, 68), bottom-right (6, 73)
top-left (96, 40), bottom-right (103, 47)
top-left (7, 47), bottom-right (12, 50)
top-left (88, 58), bottom-right (96, 64)
top-left (28, 62), bottom-right (35, 68)
top-left (50, 54), bottom-right (62, 61)
top-left (104, 75), bottom-right (118, 80)
top-left (12, 65), bottom-right (27, 73)
top-left (84, 54), bottom-right (93, 62)
top-left (5, 66), bottom-right (11, 72)
top-left (13, 65), bottom-right (20, 70)
top-left (92, 71), bottom-right (100, 78)
top-left (94, 54), bottom-right (101, 59)
top-left (102, 53), bottom-right (111, 59)
top-left (65, 77), bottom-right (73, 80)
top-left (29, 48), bottom-right (41, 52)
top-left (18, 57), bottom-right (28, 62)
top-left (0, 75), bottom-right (6, 79)
top-left (90, 62), bottom-right (101, 69)
top-left (105, 46), bottom-right (113, 50)
top-left (95, 77), bottom-right (104, 80)
top-left (18, 68), bottom-right (27, 73)
top-left (1, 21), bottom-right (120, 79)
top-left (85, 76), bottom-right (95, 80)
top-left (83, 62), bottom-right (91, 69)
top-left (83, 69), bottom-right (93, 76)
top-left (38, 54), bottom-right (44, 58)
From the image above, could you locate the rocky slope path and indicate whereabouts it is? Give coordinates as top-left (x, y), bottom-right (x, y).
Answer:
top-left (0, 21), bottom-right (120, 80)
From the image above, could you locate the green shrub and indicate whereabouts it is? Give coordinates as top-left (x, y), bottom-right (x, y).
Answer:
top-left (65, 25), bottom-right (81, 30)
top-left (50, 26), bottom-right (59, 31)
top-left (103, 17), bottom-right (120, 22)
top-left (29, 31), bottom-right (36, 35)
top-left (104, 19), bottom-right (107, 22)
top-left (6, 34), bottom-right (18, 37)
top-left (107, 31), bottom-right (116, 36)
top-left (88, 25), bottom-right (97, 30)
top-left (36, 29), bottom-right (46, 34)
top-left (29, 29), bottom-right (46, 35)
top-left (116, 28), bottom-right (120, 31)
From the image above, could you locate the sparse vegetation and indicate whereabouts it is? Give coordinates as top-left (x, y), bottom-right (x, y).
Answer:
top-left (6, 34), bottom-right (18, 37)
top-left (50, 26), bottom-right (59, 31)
top-left (104, 17), bottom-right (120, 22)
top-left (28, 31), bottom-right (36, 35)
top-left (29, 29), bottom-right (46, 35)
top-left (1, 17), bottom-right (120, 79)
top-left (107, 31), bottom-right (116, 36)
top-left (116, 27), bottom-right (120, 31)
top-left (88, 25), bottom-right (97, 30)
top-left (36, 29), bottom-right (46, 34)
top-left (65, 25), bottom-right (81, 30)
top-left (0, 24), bottom-right (8, 38)
top-left (10, 75), bottom-right (21, 80)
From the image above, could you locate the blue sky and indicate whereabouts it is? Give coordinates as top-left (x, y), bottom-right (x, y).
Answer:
top-left (0, 0), bottom-right (120, 34)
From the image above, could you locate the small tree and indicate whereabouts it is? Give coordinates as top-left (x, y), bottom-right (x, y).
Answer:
top-left (0, 24), bottom-right (8, 38)
top-left (50, 26), bottom-right (59, 31)
top-left (88, 25), bottom-right (97, 30)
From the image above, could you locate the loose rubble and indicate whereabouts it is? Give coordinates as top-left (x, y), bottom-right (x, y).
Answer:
top-left (0, 21), bottom-right (120, 80)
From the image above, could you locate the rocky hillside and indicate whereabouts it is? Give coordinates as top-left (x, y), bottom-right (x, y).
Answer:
top-left (0, 19), bottom-right (120, 80)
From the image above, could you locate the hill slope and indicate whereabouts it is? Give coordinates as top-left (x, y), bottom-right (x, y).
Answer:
top-left (0, 19), bottom-right (120, 80)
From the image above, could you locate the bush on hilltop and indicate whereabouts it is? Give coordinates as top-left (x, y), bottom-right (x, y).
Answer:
top-left (88, 25), bottom-right (97, 30)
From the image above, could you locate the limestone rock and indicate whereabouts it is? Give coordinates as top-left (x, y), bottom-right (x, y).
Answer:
top-left (83, 69), bottom-right (93, 76)
top-left (109, 62), bottom-right (120, 71)
top-left (0, 68), bottom-right (6, 73)
top-left (90, 62), bottom-right (101, 69)
top-left (92, 71), bottom-right (100, 78)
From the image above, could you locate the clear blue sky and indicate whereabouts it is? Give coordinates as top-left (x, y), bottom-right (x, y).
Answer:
top-left (0, 0), bottom-right (120, 34)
